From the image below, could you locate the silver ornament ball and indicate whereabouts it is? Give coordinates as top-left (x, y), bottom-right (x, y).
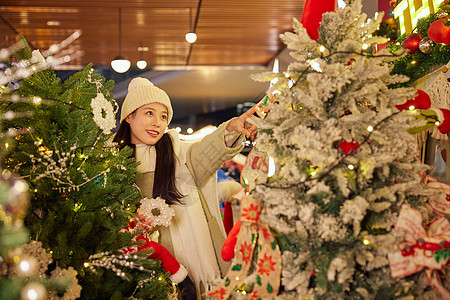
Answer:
top-left (419, 37), bottom-right (433, 53)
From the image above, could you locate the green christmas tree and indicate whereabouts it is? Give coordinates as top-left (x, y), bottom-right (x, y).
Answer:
top-left (217, 1), bottom-right (448, 298)
top-left (1, 39), bottom-right (172, 299)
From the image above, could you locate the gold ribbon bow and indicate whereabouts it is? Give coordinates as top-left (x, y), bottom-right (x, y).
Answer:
top-left (207, 195), bottom-right (281, 299)
top-left (388, 204), bottom-right (450, 299)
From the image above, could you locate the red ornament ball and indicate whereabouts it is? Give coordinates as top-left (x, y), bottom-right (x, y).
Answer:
top-left (403, 33), bottom-right (423, 54)
top-left (428, 19), bottom-right (450, 45)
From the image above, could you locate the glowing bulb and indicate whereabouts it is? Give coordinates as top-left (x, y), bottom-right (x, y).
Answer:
top-left (363, 239), bottom-right (370, 245)
top-left (84, 262), bottom-right (89, 267)
top-left (185, 32), bottom-right (197, 43)
top-left (111, 56), bottom-right (131, 73)
top-left (411, 60), bottom-right (416, 65)
top-left (435, 121), bottom-right (440, 126)
top-left (32, 97), bottom-right (41, 104)
top-left (367, 126), bottom-right (373, 132)
top-left (285, 73), bottom-right (290, 78)
top-left (348, 164), bottom-right (354, 170)
top-left (187, 128), bottom-right (193, 134)
top-left (362, 44), bottom-right (369, 50)
top-left (311, 171), bottom-right (316, 176)
top-left (158, 276), bottom-right (163, 281)
top-left (136, 60), bottom-right (147, 69)
top-left (20, 260), bottom-right (30, 272)
top-left (408, 105), bottom-right (415, 110)
top-left (175, 127), bottom-right (181, 133)
top-left (319, 45), bottom-right (326, 52)
top-left (235, 276), bottom-right (240, 280)
top-left (27, 289), bottom-right (38, 300)
top-left (5, 143), bottom-right (8, 148)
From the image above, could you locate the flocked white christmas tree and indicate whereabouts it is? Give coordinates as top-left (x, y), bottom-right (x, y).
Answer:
top-left (211, 1), bottom-right (449, 299)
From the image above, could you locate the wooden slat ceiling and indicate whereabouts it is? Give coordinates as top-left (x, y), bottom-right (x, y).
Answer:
top-left (0, 0), bottom-right (305, 69)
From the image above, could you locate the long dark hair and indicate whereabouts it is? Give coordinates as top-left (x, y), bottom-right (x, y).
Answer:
top-left (113, 120), bottom-right (184, 205)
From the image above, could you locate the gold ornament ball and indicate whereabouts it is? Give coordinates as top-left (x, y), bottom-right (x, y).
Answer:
top-left (419, 37), bottom-right (433, 53)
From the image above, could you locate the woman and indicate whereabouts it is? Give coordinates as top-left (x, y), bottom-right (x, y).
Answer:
top-left (113, 77), bottom-right (256, 298)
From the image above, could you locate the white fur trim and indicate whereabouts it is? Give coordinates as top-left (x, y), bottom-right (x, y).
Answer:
top-left (169, 264), bottom-right (188, 283)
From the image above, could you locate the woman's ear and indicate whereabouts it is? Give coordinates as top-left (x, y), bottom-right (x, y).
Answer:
top-left (125, 114), bottom-right (133, 124)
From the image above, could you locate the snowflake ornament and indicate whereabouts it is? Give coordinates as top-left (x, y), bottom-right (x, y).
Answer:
top-left (137, 197), bottom-right (175, 227)
top-left (90, 92), bottom-right (115, 135)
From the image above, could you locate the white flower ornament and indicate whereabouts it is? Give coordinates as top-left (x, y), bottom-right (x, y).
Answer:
top-left (137, 197), bottom-right (175, 227)
top-left (90, 92), bottom-right (115, 134)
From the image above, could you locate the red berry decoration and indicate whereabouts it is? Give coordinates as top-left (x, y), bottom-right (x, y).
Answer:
top-left (428, 19), bottom-right (450, 45)
top-left (395, 89), bottom-right (431, 111)
top-left (403, 33), bottom-right (423, 54)
top-left (339, 140), bottom-right (359, 155)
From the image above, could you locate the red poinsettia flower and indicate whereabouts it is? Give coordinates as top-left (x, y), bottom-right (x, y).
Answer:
top-left (239, 241), bottom-right (253, 265)
top-left (257, 253), bottom-right (276, 276)
top-left (241, 203), bottom-right (261, 222)
top-left (446, 194), bottom-right (450, 202)
top-left (208, 287), bottom-right (227, 300)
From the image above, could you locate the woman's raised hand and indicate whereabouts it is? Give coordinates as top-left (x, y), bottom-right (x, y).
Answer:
top-left (226, 104), bottom-right (258, 139)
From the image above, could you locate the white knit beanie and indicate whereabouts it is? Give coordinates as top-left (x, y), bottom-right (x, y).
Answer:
top-left (120, 77), bottom-right (173, 123)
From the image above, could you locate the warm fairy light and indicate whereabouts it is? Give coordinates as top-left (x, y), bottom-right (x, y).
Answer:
top-left (158, 276), bottom-right (163, 281)
top-left (362, 44), bottom-right (369, 50)
top-left (435, 121), bottom-right (440, 126)
top-left (348, 164), bottom-right (354, 170)
top-left (311, 171), bottom-right (317, 176)
top-left (411, 60), bottom-right (416, 64)
top-left (187, 128), bottom-right (193, 134)
top-left (175, 127), bottom-right (181, 133)
top-left (235, 276), bottom-right (240, 280)
top-left (242, 291), bottom-right (247, 295)
top-left (363, 239), bottom-right (370, 245)
top-left (319, 45), bottom-right (326, 52)
top-left (120, 140), bottom-right (124, 144)
top-left (367, 126), bottom-right (373, 132)
top-left (5, 143), bottom-right (8, 148)
top-left (409, 105), bottom-right (415, 110)
top-left (84, 262), bottom-right (89, 267)
top-left (285, 73), bottom-right (290, 77)
top-left (32, 97), bottom-right (41, 104)
top-left (34, 189), bottom-right (38, 192)
top-left (79, 154), bottom-right (85, 158)
top-left (19, 260), bottom-right (30, 272)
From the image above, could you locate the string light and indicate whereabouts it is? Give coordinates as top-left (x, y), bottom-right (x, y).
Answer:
top-left (408, 105), bottom-right (415, 110)
top-left (348, 164), bottom-right (354, 170)
top-left (5, 143), bottom-right (8, 148)
top-left (363, 239), bottom-right (370, 245)
top-left (362, 44), bottom-right (369, 50)
top-left (84, 262), bottom-right (89, 267)
top-left (367, 125), bottom-right (373, 132)
top-left (187, 128), bottom-right (193, 134)
top-left (32, 97), bottom-right (41, 104)
top-left (319, 45), bottom-right (326, 52)
top-left (435, 121), bottom-right (440, 126)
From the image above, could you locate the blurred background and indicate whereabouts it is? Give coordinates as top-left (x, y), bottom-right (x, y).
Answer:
top-left (0, 0), bottom-right (383, 133)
